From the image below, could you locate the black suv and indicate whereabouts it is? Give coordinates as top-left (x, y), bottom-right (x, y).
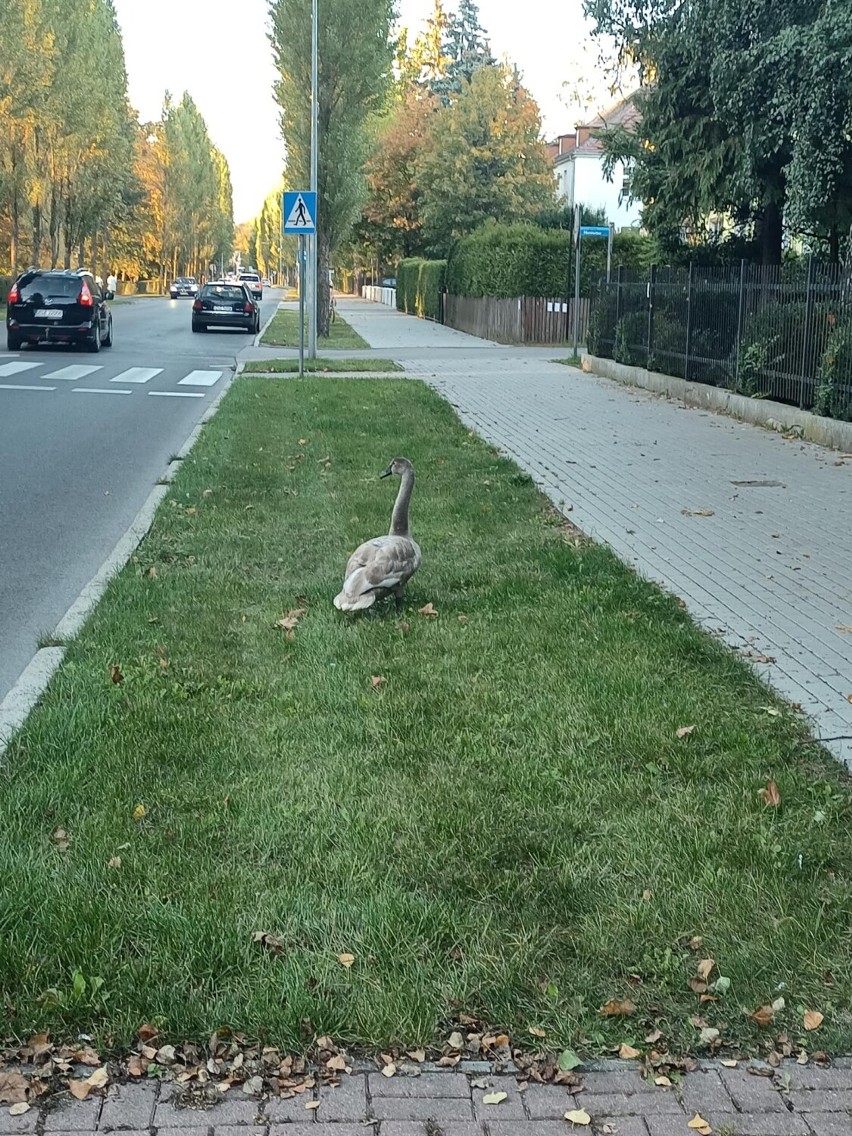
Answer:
top-left (6, 269), bottom-right (114, 352)
top-left (192, 282), bottom-right (259, 334)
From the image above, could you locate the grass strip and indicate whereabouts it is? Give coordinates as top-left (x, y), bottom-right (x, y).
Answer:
top-left (0, 377), bottom-right (850, 1054)
top-left (261, 309), bottom-right (369, 350)
top-left (242, 358), bottom-right (401, 374)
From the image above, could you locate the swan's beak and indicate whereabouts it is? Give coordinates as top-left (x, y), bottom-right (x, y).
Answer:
top-left (379, 464), bottom-right (393, 479)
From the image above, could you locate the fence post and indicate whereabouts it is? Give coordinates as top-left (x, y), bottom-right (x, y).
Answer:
top-left (647, 264), bottom-right (657, 366)
top-left (734, 259), bottom-right (747, 389)
top-left (616, 265), bottom-right (624, 325)
top-left (800, 253), bottom-right (816, 409)
top-left (684, 261), bottom-right (694, 381)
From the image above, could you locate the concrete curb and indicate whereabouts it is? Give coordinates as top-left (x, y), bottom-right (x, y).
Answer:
top-left (583, 354), bottom-right (852, 451)
top-left (253, 304), bottom-right (279, 348)
top-left (0, 370), bottom-right (236, 761)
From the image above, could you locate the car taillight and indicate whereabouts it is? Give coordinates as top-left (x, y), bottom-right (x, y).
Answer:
top-left (193, 299), bottom-right (202, 311)
top-left (79, 280), bottom-right (93, 307)
top-left (8, 284), bottom-right (20, 304)
top-left (244, 302), bottom-right (253, 313)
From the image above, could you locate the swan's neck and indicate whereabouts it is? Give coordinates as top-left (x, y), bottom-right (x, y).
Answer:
top-left (389, 468), bottom-right (414, 537)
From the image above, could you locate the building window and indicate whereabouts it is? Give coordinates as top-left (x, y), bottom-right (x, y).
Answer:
top-left (621, 161), bottom-right (634, 200)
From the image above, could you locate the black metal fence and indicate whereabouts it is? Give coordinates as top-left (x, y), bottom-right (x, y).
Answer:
top-left (587, 260), bottom-right (852, 422)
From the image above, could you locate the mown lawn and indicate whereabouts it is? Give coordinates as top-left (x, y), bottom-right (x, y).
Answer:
top-left (243, 357), bottom-right (400, 374)
top-left (1, 377), bottom-right (851, 1055)
top-left (261, 309), bottom-right (369, 350)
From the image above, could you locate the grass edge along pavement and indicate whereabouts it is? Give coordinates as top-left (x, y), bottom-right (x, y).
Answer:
top-left (1, 376), bottom-right (851, 1056)
top-left (242, 357), bottom-right (401, 374)
top-left (261, 307), bottom-right (369, 350)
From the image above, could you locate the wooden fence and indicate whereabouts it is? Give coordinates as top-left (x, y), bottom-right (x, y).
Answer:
top-left (444, 295), bottom-right (590, 345)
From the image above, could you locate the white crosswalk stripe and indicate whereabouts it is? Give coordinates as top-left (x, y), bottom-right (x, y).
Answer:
top-left (73, 387), bottom-right (132, 395)
top-left (42, 364), bottom-right (103, 381)
top-left (110, 367), bottom-right (163, 384)
top-left (0, 361), bottom-right (41, 377)
top-left (178, 369), bottom-right (222, 387)
top-left (148, 391), bottom-right (205, 398)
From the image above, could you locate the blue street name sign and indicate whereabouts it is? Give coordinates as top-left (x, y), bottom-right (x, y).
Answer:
top-left (283, 191), bottom-right (317, 234)
top-left (579, 225), bottom-right (611, 238)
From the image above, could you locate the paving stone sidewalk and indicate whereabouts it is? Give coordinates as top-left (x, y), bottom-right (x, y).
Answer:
top-left (338, 299), bottom-right (852, 768)
top-left (11, 1064), bottom-right (852, 1136)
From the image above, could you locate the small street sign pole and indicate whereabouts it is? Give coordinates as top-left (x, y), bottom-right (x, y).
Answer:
top-left (299, 234), bottom-right (306, 377)
top-left (283, 191), bottom-right (317, 376)
top-left (573, 206), bottom-right (582, 357)
top-left (308, 0), bottom-right (319, 360)
top-left (607, 223), bottom-right (615, 283)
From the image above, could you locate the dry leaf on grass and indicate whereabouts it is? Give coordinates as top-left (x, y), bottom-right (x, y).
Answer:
top-left (407, 1049), bottom-right (425, 1063)
top-left (138, 1024), bottom-right (158, 1042)
top-left (482, 1092), bottom-right (508, 1105)
top-left (275, 609), bottom-right (306, 637)
top-left (253, 931), bottom-right (284, 956)
top-left (418, 602), bottom-right (438, 617)
top-left (758, 780), bottom-right (782, 807)
top-left (68, 1081), bottom-right (91, 1101)
top-left (528, 1027), bottom-right (546, 1038)
top-left (697, 959), bottom-right (715, 981)
top-left (599, 999), bottom-right (635, 1017)
top-left (804, 1011), bottom-right (824, 1031)
top-left (676, 725), bottom-right (696, 738)
top-left (749, 1005), bottom-right (775, 1027)
top-left (380, 1063), bottom-right (397, 1078)
top-left (458, 615), bottom-right (469, 624)
top-left (370, 676), bottom-right (385, 689)
top-left (655, 1075), bottom-right (673, 1087)
top-left (107, 856), bottom-right (121, 869)
top-left (0, 1071), bottom-right (29, 1105)
top-left (338, 953), bottom-right (355, 969)
top-left (618, 1044), bottom-right (641, 1059)
top-left (110, 665), bottom-right (124, 684)
top-left (86, 1068), bottom-right (108, 1090)
top-left (133, 804), bottom-right (146, 820)
top-left (564, 1108), bottom-right (591, 1126)
top-left (52, 827), bottom-right (70, 850)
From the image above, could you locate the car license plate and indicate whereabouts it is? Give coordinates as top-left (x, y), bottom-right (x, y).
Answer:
top-left (213, 305), bottom-right (232, 312)
top-left (36, 309), bottom-right (62, 319)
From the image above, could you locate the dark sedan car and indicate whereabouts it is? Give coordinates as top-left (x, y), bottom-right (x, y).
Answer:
top-left (6, 268), bottom-right (114, 352)
top-left (192, 282), bottom-right (260, 334)
top-left (170, 276), bottom-right (198, 299)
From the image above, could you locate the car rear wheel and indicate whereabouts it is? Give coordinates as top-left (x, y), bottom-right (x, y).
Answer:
top-left (86, 321), bottom-right (101, 353)
top-left (6, 331), bottom-right (22, 351)
top-left (102, 315), bottom-right (113, 347)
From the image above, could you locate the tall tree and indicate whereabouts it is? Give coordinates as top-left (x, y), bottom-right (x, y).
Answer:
top-left (432, 0), bottom-right (494, 101)
top-left (416, 64), bottom-right (555, 254)
top-left (269, 0), bottom-right (396, 335)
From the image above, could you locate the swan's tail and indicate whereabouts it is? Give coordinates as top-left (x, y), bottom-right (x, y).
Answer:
top-left (333, 589), bottom-right (376, 612)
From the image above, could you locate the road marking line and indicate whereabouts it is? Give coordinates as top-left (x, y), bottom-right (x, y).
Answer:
top-left (72, 387), bottom-right (133, 395)
top-left (178, 369), bottom-right (222, 386)
top-left (0, 383), bottom-right (56, 391)
top-left (42, 364), bottom-right (104, 380)
top-left (110, 367), bottom-right (163, 384)
top-left (0, 361), bottom-right (41, 377)
top-left (148, 390), bottom-right (205, 398)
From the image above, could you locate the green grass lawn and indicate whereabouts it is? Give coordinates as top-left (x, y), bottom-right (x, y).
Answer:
top-left (1, 377), bottom-right (851, 1056)
top-left (243, 357), bottom-right (401, 374)
top-left (261, 308), bottom-right (369, 350)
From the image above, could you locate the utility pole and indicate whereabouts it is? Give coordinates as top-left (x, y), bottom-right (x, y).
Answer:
top-left (308, 0), bottom-right (319, 358)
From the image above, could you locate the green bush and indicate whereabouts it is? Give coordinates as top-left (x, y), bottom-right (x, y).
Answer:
top-left (735, 300), bottom-right (835, 398)
top-left (396, 258), bottom-right (447, 321)
top-left (446, 223), bottom-right (655, 299)
top-left (815, 318), bottom-right (852, 421)
top-left (613, 312), bottom-right (647, 367)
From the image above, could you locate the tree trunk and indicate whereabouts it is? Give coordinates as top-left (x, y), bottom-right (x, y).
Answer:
top-left (317, 230), bottom-right (332, 338)
top-left (10, 184), bottom-right (20, 278)
top-left (829, 224), bottom-right (840, 265)
top-left (32, 200), bottom-right (43, 267)
top-left (757, 200), bottom-right (783, 266)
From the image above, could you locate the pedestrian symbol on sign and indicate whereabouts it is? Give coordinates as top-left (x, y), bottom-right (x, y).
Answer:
top-left (283, 191), bottom-right (317, 234)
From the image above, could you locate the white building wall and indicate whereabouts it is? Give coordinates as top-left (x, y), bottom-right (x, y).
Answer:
top-left (572, 154), bottom-right (642, 228)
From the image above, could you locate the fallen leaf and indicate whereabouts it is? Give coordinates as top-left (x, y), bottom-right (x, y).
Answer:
top-left (758, 780), bottom-right (781, 807)
top-left (599, 999), bottom-right (635, 1017)
top-left (253, 931), bottom-right (284, 956)
top-left (457, 615), bottom-right (469, 624)
top-left (699, 1027), bottom-right (720, 1044)
top-left (688, 935), bottom-right (703, 951)
top-left (642, 889), bottom-right (652, 901)
top-left (528, 1026), bottom-right (546, 1038)
top-left (133, 804), bottom-right (146, 821)
top-left (298, 439), bottom-right (308, 446)
top-left (772, 996), bottom-right (786, 1013)
top-left (110, 664), bottom-right (124, 684)
top-left (482, 1091), bottom-right (508, 1105)
top-left (804, 1010), bottom-right (824, 1031)
top-left (836, 625), bottom-right (852, 633)
top-left (558, 1049), bottom-right (583, 1071)
top-left (396, 621), bottom-right (410, 634)
top-left (304, 1100), bottom-right (319, 1110)
top-left (370, 676), bottom-right (385, 689)
top-left (128, 1056), bottom-right (144, 1077)
top-left (185, 507), bottom-right (197, 516)
top-left (327, 1055), bottom-right (347, 1072)
top-left (697, 959), bottom-right (715, 981)
top-left (713, 976), bottom-right (731, 995)
top-left (448, 1031), bottom-right (465, 1049)
top-left (688, 978), bottom-right (709, 994)
top-left (145, 566), bottom-right (157, 579)
top-left (380, 1063), bottom-right (397, 1078)
top-left (274, 608), bottom-right (306, 633)
top-left (749, 1005), bottom-right (774, 1027)
top-left (645, 1029), bottom-right (663, 1044)
top-left (676, 725), bottom-right (696, 738)
top-left (681, 508), bottom-right (715, 517)
top-left (618, 1043), bottom-right (641, 1059)
top-left (418, 602), bottom-right (438, 617)
top-left (138, 1023), bottom-right (158, 1042)
top-left (338, 953), bottom-right (355, 969)
top-left (721, 1059), bottom-right (738, 1068)
top-left (52, 827), bottom-right (70, 851)
top-left (85, 1067), bottom-right (108, 1090)
top-left (407, 1049), bottom-right (425, 1062)
top-left (0, 1072), bottom-right (29, 1105)
top-left (564, 1108), bottom-right (591, 1126)
top-left (655, 1075), bottom-right (672, 1087)
top-left (107, 856), bottom-right (121, 869)
top-left (202, 489), bottom-right (213, 498)
top-left (8, 1103), bottom-right (30, 1116)
top-left (68, 1081), bottom-right (90, 1101)
top-left (687, 1115), bottom-right (711, 1135)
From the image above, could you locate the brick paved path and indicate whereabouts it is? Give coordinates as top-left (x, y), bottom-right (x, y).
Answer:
top-left (10, 1063), bottom-right (852, 1136)
top-left (338, 300), bottom-right (852, 768)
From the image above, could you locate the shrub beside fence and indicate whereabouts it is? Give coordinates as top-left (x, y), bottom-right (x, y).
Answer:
top-left (396, 258), bottom-right (446, 321)
top-left (588, 259), bottom-right (852, 421)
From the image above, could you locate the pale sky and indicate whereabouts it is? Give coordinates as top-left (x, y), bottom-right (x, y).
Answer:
top-left (114, 0), bottom-right (618, 223)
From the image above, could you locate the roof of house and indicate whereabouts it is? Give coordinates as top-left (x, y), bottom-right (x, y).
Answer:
top-left (549, 91), bottom-right (641, 159)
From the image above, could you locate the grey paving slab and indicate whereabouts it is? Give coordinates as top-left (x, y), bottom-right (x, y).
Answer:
top-left (370, 1095), bottom-right (475, 1122)
top-left (43, 1100), bottom-right (102, 1132)
top-left (99, 1084), bottom-right (158, 1131)
top-left (369, 1071), bottom-right (471, 1098)
top-left (343, 297), bottom-right (852, 767)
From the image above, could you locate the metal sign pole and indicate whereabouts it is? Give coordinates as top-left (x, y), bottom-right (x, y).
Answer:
top-left (299, 235), bottom-right (306, 377)
top-left (308, 0), bottom-right (319, 360)
top-left (607, 223), bottom-right (614, 283)
top-left (573, 230), bottom-right (582, 356)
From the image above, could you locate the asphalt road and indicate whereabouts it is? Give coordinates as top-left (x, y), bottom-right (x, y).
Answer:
top-left (0, 289), bottom-right (282, 702)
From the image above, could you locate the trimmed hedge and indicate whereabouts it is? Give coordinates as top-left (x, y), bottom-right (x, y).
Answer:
top-left (396, 258), bottom-right (447, 321)
top-left (446, 223), bottom-right (654, 299)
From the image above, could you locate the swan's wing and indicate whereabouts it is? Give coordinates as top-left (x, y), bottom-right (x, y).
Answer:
top-left (334, 537), bottom-right (419, 611)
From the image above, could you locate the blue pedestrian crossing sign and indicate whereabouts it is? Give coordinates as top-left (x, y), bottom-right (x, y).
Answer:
top-left (283, 191), bottom-right (317, 234)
